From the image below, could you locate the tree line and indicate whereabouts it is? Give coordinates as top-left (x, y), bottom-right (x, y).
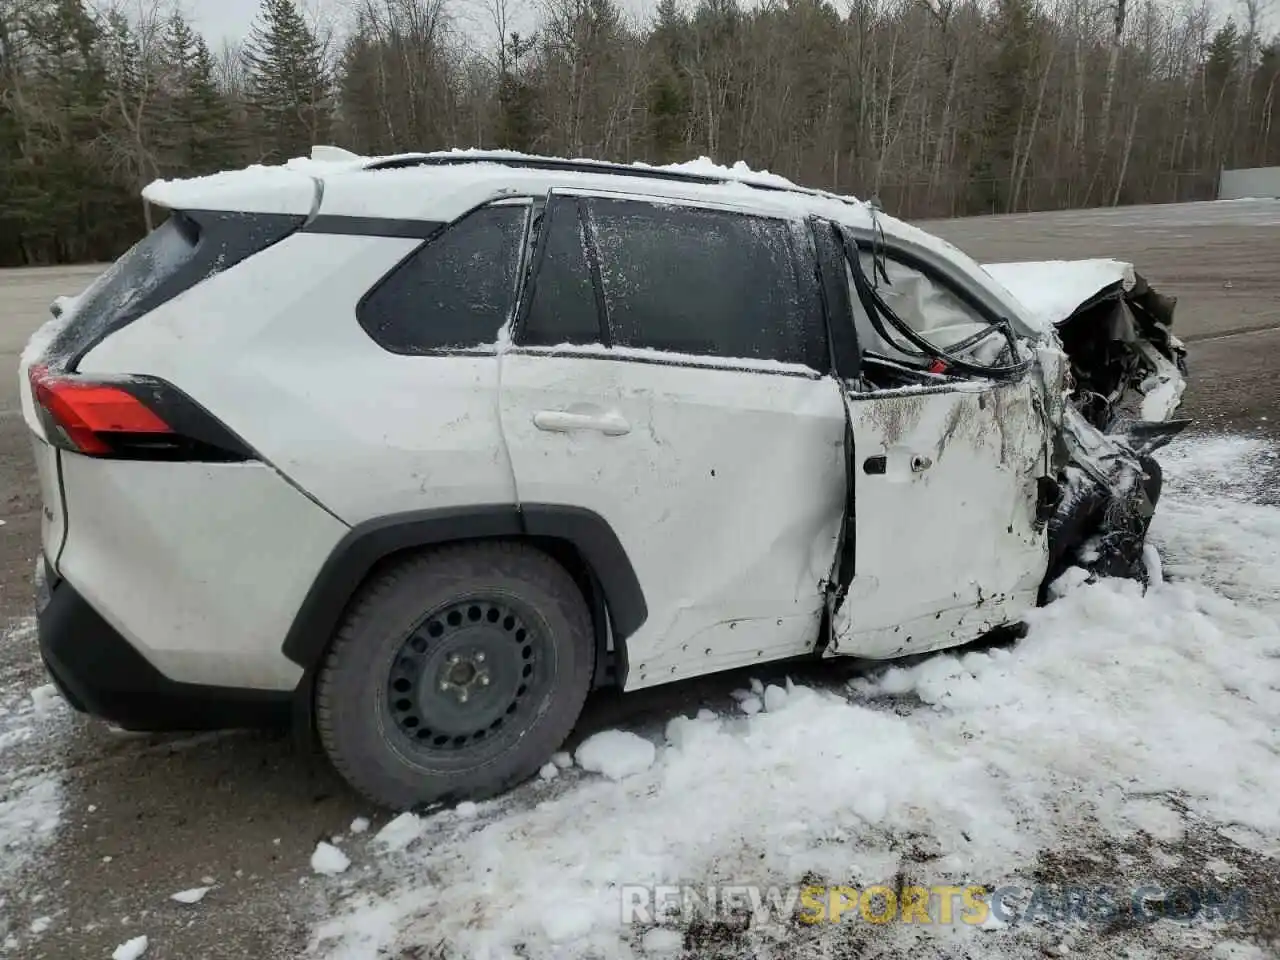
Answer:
top-left (1, 0), bottom-right (1277, 266)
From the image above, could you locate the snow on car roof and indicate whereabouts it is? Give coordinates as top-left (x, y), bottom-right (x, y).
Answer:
top-left (143, 146), bottom-right (867, 218)
top-left (141, 146), bottom-right (1054, 339)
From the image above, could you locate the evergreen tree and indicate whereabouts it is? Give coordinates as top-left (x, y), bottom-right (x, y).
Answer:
top-left (495, 32), bottom-right (538, 152)
top-left (159, 14), bottom-right (243, 175)
top-left (968, 0), bottom-right (1037, 212)
top-left (646, 0), bottom-right (692, 162)
top-left (242, 0), bottom-right (331, 161)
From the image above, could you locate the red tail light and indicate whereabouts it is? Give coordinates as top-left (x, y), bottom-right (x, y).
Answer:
top-left (30, 365), bottom-right (174, 456)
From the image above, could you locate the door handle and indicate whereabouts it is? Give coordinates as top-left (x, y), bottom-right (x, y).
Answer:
top-left (533, 409), bottom-right (631, 436)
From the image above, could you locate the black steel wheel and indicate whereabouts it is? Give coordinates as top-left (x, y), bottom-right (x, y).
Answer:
top-left (315, 542), bottom-right (594, 809)
top-left (382, 597), bottom-right (554, 765)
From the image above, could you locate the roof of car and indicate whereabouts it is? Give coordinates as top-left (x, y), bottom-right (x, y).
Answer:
top-left (139, 147), bottom-right (1045, 336)
top-left (143, 147), bottom-right (871, 223)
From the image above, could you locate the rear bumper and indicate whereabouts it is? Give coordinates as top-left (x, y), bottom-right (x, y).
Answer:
top-left (37, 567), bottom-right (292, 732)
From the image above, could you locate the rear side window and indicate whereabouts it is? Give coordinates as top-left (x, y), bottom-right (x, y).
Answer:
top-left (45, 215), bottom-right (199, 366)
top-left (360, 204), bottom-right (528, 353)
top-left (520, 199), bottom-right (603, 346)
top-left (44, 209), bottom-right (304, 371)
top-left (584, 198), bottom-right (826, 368)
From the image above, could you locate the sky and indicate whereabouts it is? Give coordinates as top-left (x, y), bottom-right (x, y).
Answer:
top-left (180, 0), bottom-right (643, 50)
top-left (177, 0), bottom-right (1274, 52)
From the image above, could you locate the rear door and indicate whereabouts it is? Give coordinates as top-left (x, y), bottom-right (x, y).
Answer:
top-left (499, 190), bottom-right (847, 689)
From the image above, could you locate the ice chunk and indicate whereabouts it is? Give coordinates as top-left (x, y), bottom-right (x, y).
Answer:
top-left (112, 935), bottom-right (149, 960)
top-left (763, 684), bottom-right (789, 712)
top-left (575, 730), bottom-right (656, 780)
top-left (310, 841), bottom-right (350, 875)
top-left (169, 887), bottom-right (210, 905)
top-left (349, 817), bottom-right (370, 835)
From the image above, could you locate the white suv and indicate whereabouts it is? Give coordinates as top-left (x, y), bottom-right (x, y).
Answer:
top-left (20, 149), bottom-right (1188, 809)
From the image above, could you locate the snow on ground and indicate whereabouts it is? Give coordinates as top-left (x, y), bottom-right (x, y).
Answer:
top-left (305, 434), bottom-right (1279, 960)
top-left (0, 618), bottom-right (69, 950)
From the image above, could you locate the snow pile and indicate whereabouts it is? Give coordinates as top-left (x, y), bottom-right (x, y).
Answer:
top-left (0, 619), bottom-right (67, 942)
top-left (308, 435), bottom-right (1279, 960)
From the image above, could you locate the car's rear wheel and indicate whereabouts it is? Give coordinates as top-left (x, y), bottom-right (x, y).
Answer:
top-left (315, 541), bottom-right (594, 810)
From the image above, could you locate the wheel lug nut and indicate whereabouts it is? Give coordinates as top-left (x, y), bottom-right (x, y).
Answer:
top-left (475, 652), bottom-right (485, 663)
top-left (448, 654), bottom-right (460, 665)
top-left (458, 691), bottom-right (469, 704)
top-left (479, 674), bottom-right (490, 687)
top-left (439, 681), bottom-right (450, 692)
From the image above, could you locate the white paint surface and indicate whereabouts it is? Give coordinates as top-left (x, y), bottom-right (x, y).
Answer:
top-left (836, 378), bottom-right (1049, 658)
top-left (499, 352), bottom-right (847, 689)
top-left (980, 259), bottom-right (1135, 328)
top-left (55, 457), bottom-right (346, 690)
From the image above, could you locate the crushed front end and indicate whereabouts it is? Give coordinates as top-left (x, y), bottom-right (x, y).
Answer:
top-left (1037, 270), bottom-right (1190, 593)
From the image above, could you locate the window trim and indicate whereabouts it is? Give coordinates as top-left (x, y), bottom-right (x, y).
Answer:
top-left (829, 227), bottom-right (1030, 391)
top-left (510, 189), bottom-right (829, 376)
top-left (355, 197), bottom-right (533, 357)
top-left (509, 194), bottom-right (610, 349)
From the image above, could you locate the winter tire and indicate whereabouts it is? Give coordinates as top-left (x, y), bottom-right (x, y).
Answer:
top-left (315, 541), bottom-right (594, 810)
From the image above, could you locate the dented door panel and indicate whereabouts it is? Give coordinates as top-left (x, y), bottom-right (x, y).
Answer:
top-left (832, 378), bottom-right (1050, 659)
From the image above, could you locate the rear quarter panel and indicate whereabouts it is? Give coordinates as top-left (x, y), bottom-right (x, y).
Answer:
top-left (56, 455), bottom-right (348, 689)
top-left (74, 232), bottom-right (518, 524)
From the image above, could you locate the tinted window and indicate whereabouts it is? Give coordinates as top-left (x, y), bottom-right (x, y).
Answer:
top-left (45, 214), bottom-right (199, 365)
top-left (44, 210), bottom-right (305, 369)
top-left (360, 204), bottom-right (526, 353)
top-left (585, 199), bottom-right (825, 368)
top-left (521, 199), bottom-right (603, 346)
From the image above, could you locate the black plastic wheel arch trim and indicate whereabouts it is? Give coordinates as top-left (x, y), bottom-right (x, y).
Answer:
top-left (280, 504), bottom-right (647, 677)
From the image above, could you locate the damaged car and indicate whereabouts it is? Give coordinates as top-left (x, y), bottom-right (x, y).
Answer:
top-left (20, 150), bottom-right (1188, 809)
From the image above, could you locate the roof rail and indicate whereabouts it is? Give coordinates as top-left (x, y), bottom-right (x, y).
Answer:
top-left (363, 151), bottom-right (860, 206)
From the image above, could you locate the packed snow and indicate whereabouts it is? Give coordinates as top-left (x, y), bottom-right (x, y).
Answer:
top-left (306, 433), bottom-right (1279, 960)
top-left (373, 812), bottom-right (423, 852)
